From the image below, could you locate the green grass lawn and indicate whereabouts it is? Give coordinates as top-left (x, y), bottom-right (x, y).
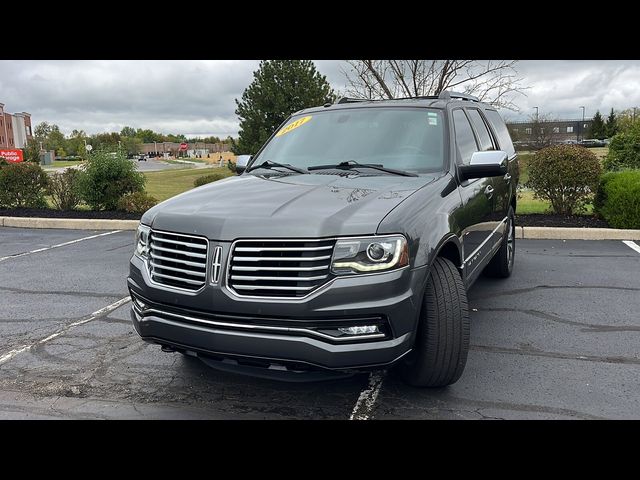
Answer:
top-left (144, 167), bottom-right (233, 202)
top-left (47, 160), bottom-right (83, 168)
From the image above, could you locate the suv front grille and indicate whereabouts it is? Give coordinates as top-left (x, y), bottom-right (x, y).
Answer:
top-left (148, 230), bottom-right (208, 291)
top-left (228, 239), bottom-right (335, 298)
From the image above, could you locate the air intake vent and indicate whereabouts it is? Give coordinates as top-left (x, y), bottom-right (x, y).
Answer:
top-left (228, 239), bottom-right (335, 298)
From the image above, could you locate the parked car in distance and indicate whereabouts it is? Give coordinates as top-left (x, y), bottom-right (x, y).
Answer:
top-left (138, 155), bottom-right (148, 162)
top-left (579, 139), bottom-right (606, 147)
top-left (128, 91), bottom-right (519, 387)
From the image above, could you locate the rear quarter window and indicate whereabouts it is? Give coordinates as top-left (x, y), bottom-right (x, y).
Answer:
top-left (484, 110), bottom-right (515, 157)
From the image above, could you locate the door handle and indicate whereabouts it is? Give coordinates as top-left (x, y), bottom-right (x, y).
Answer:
top-left (504, 173), bottom-right (512, 182)
top-left (484, 185), bottom-right (494, 199)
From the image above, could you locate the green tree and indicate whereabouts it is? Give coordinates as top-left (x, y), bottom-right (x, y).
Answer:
top-left (67, 129), bottom-right (88, 157)
top-left (120, 126), bottom-right (137, 137)
top-left (22, 139), bottom-right (42, 163)
top-left (121, 136), bottom-right (143, 155)
top-left (234, 60), bottom-right (336, 154)
top-left (605, 108), bottom-right (618, 138)
top-left (588, 110), bottom-right (606, 139)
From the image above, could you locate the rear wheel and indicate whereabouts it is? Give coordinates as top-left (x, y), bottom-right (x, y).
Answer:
top-left (399, 256), bottom-right (470, 387)
top-left (484, 206), bottom-right (515, 278)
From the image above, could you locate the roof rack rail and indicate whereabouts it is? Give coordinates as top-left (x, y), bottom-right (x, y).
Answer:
top-left (334, 97), bottom-right (371, 104)
top-left (438, 91), bottom-right (480, 102)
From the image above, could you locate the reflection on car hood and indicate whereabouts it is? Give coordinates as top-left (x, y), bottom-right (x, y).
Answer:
top-left (142, 173), bottom-right (437, 240)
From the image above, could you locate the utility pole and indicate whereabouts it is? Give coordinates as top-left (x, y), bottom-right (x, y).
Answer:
top-left (579, 106), bottom-right (585, 142)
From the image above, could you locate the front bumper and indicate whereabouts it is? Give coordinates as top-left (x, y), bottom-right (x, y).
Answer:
top-left (128, 253), bottom-right (427, 371)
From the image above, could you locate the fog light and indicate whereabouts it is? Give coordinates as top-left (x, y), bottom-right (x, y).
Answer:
top-left (338, 325), bottom-right (380, 336)
top-left (132, 297), bottom-right (147, 311)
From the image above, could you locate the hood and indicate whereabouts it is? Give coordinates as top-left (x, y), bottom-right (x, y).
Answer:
top-left (142, 173), bottom-right (436, 240)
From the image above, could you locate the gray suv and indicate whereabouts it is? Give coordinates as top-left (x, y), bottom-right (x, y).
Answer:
top-left (128, 91), bottom-right (519, 387)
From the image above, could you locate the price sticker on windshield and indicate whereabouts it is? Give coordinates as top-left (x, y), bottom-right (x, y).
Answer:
top-left (275, 116), bottom-right (312, 137)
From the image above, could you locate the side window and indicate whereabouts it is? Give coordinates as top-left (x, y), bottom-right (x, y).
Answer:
top-left (467, 109), bottom-right (494, 151)
top-left (484, 110), bottom-right (515, 157)
top-left (452, 109), bottom-right (478, 165)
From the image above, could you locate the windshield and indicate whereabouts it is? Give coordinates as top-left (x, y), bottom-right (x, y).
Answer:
top-left (252, 107), bottom-right (446, 174)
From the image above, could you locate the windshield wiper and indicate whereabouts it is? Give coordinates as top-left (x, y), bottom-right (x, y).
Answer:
top-left (308, 160), bottom-right (418, 177)
top-left (247, 159), bottom-right (308, 174)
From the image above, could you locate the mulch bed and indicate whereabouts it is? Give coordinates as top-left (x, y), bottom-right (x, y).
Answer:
top-left (0, 209), bottom-right (613, 228)
top-left (0, 208), bottom-right (142, 220)
top-left (516, 214), bottom-right (610, 228)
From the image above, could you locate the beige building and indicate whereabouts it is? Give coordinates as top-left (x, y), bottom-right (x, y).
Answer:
top-left (0, 103), bottom-right (33, 149)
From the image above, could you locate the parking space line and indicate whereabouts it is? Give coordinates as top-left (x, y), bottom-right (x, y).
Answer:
top-left (0, 296), bottom-right (131, 366)
top-left (0, 230), bottom-right (123, 263)
top-left (623, 241), bottom-right (640, 255)
top-left (349, 371), bottom-right (386, 420)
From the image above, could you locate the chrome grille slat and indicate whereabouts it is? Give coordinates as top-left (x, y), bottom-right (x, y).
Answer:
top-left (235, 246), bottom-right (333, 252)
top-left (148, 230), bottom-right (208, 291)
top-left (150, 244), bottom-right (207, 259)
top-left (149, 260), bottom-right (206, 278)
top-left (228, 239), bottom-right (335, 298)
top-left (230, 274), bottom-right (328, 282)
top-left (234, 255), bottom-right (331, 262)
top-left (232, 265), bottom-right (328, 272)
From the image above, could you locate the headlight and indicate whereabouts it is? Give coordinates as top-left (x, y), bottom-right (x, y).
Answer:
top-left (135, 224), bottom-right (150, 259)
top-left (331, 235), bottom-right (409, 275)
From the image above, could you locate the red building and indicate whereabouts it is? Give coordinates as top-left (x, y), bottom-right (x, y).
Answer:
top-left (0, 103), bottom-right (33, 149)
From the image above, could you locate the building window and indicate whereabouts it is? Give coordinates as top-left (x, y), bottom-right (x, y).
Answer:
top-left (513, 128), bottom-right (519, 133)
top-left (525, 128), bottom-right (532, 134)
top-left (26, 126), bottom-right (32, 136)
top-left (553, 127), bottom-right (559, 133)
top-left (567, 126), bottom-right (574, 133)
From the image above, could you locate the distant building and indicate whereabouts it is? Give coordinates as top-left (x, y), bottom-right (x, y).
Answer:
top-left (0, 103), bottom-right (33, 149)
top-left (140, 141), bottom-right (230, 157)
top-left (506, 118), bottom-right (593, 144)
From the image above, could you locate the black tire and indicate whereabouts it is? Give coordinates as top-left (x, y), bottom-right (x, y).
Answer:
top-left (484, 206), bottom-right (516, 278)
top-left (399, 256), bottom-right (470, 387)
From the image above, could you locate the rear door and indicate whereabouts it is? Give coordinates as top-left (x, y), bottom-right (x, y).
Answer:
top-left (451, 108), bottom-right (495, 279)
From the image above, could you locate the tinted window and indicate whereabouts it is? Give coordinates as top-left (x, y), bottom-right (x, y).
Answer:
top-left (467, 109), bottom-right (494, 151)
top-left (452, 109), bottom-right (478, 165)
top-left (484, 110), bottom-right (515, 157)
top-left (254, 108), bottom-right (446, 173)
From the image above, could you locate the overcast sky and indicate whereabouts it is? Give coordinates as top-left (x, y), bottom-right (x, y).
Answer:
top-left (1, 60), bottom-right (639, 138)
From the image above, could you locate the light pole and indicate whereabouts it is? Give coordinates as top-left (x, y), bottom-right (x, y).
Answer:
top-left (579, 106), bottom-right (585, 142)
top-left (533, 106), bottom-right (539, 120)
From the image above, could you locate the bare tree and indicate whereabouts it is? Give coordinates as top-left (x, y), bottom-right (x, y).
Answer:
top-left (529, 114), bottom-right (560, 149)
top-left (342, 60), bottom-right (526, 110)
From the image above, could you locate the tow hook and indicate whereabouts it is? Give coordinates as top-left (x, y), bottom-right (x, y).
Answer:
top-left (161, 344), bottom-right (177, 353)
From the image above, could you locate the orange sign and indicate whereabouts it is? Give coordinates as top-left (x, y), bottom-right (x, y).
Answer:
top-left (0, 149), bottom-right (23, 163)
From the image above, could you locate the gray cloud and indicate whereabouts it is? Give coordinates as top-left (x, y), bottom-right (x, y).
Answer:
top-left (1, 60), bottom-right (639, 137)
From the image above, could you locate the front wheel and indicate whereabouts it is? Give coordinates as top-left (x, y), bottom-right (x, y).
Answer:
top-left (398, 256), bottom-right (470, 387)
top-left (484, 206), bottom-right (515, 278)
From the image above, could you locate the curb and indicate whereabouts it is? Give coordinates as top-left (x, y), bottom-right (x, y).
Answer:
top-left (515, 226), bottom-right (640, 241)
top-left (1, 216), bottom-right (640, 240)
top-left (0, 217), bottom-right (139, 231)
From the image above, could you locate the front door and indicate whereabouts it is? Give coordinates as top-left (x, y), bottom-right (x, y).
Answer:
top-left (451, 108), bottom-right (495, 282)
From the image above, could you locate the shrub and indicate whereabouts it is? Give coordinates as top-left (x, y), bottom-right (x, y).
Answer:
top-left (193, 173), bottom-right (227, 187)
top-left (526, 145), bottom-right (602, 215)
top-left (0, 162), bottom-right (49, 208)
top-left (227, 159), bottom-right (236, 173)
top-left (117, 191), bottom-right (158, 214)
top-left (594, 170), bottom-right (640, 229)
top-left (77, 148), bottom-right (145, 210)
top-left (47, 169), bottom-right (82, 210)
top-left (0, 157), bottom-right (7, 167)
top-left (603, 126), bottom-right (640, 171)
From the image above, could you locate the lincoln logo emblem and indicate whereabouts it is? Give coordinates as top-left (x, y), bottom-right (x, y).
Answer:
top-left (212, 246), bottom-right (223, 284)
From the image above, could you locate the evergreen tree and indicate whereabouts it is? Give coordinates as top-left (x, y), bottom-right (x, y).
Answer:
top-left (588, 111), bottom-right (606, 139)
top-left (234, 60), bottom-right (336, 155)
top-left (605, 108), bottom-right (618, 138)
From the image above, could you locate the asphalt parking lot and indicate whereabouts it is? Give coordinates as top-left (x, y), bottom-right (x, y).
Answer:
top-left (1, 226), bottom-right (639, 419)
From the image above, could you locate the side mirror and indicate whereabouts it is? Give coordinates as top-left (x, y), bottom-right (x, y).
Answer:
top-left (458, 150), bottom-right (508, 181)
top-left (235, 155), bottom-right (251, 174)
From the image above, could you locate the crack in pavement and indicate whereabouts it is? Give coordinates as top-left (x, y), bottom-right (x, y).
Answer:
top-left (474, 307), bottom-right (640, 333)
top-left (470, 284), bottom-right (640, 301)
top-left (471, 344), bottom-right (640, 366)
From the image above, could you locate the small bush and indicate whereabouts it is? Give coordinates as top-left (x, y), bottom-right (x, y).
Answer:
top-left (0, 162), bottom-right (49, 208)
top-left (603, 126), bottom-right (640, 171)
top-left (47, 169), bottom-right (83, 210)
top-left (594, 170), bottom-right (640, 229)
top-left (117, 191), bottom-right (158, 214)
top-left (77, 148), bottom-right (145, 210)
top-left (526, 145), bottom-right (602, 215)
top-left (0, 157), bottom-right (8, 166)
top-left (227, 159), bottom-right (236, 173)
top-left (193, 173), bottom-right (227, 187)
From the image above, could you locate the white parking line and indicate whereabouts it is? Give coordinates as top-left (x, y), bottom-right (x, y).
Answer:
top-left (0, 230), bottom-right (123, 263)
top-left (623, 241), bottom-right (640, 255)
top-left (0, 296), bottom-right (131, 366)
top-left (349, 371), bottom-right (386, 420)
